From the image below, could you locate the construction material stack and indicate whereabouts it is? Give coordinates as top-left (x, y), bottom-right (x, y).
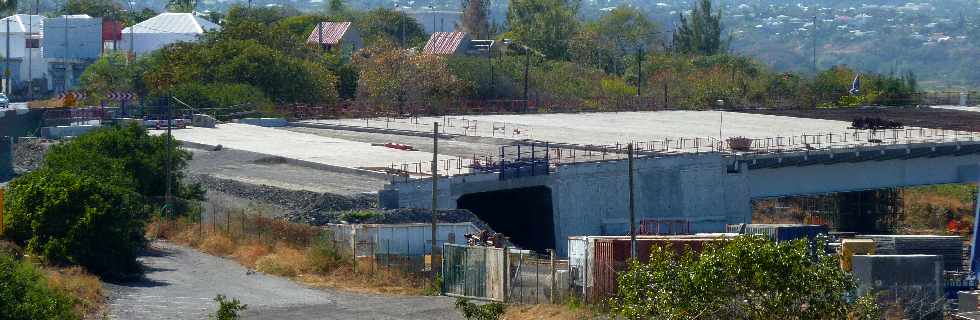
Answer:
top-left (857, 235), bottom-right (964, 271)
top-left (724, 224), bottom-right (828, 242)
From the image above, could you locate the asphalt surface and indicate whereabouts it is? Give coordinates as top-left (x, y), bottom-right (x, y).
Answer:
top-left (105, 241), bottom-right (461, 320)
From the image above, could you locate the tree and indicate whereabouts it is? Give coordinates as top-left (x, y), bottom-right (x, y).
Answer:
top-left (672, 0), bottom-right (725, 56)
top-left (2, 169), bottom-right (147, 278)
top-left (0, 0), bottom-right (15, 14)
top-left (460, 0), bottom-right (490, 38)
top-left (610, 236), bottom-right (881, 320)
top-left (354, 42), bottom-right (474, 114)
top-left (355, 8), bottom-right (428, 48)
top-left (41, 124), bottom-right (197, 202)
top-left (571, 6), bottom-right (661, 75)
top-left (505, 0), bottom-right (580, 59)
top-left (79, 52), bottom-right (135, 103)
top-left (167, 0), bottom-right (196, 13)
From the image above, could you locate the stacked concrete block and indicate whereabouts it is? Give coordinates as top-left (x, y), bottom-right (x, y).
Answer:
top-left (852, 255), bottom-right (944, 310)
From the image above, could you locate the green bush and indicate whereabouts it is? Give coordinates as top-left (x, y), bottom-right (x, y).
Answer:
top-left (0, 253), bottom-right (79, 320)
top-left (210, 294), bottom-right (247, 320)
top-left (41, 123), bottom-right (198, 202)
top-left (2, 170), bottom-right (146, 279)
top-left (610, 236), bottom-right (881, 319)
top-left (454, 298), bottom-right (505, 320)
top-left (305, 232), bottom-right (346, 274)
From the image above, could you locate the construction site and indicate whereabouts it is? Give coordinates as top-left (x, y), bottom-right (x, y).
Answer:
top-left (4, 104), bottom-right (980, 316)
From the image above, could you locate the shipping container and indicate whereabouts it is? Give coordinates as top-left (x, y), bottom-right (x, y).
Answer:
top-left (725, 224), bottom-right (828, 242)
top-left (568, 235), bottom-right (734, 301)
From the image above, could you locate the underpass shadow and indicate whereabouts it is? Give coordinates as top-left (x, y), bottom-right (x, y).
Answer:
top-left (103, 245), bottom-right (177, 287)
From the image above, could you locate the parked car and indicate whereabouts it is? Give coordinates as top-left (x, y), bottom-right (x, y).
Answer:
top-left (0, 93), bottom-right (8, 108)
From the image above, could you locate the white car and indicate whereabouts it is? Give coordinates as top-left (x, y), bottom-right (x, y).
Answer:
top-left (0, 93), bottom-right (8, 108)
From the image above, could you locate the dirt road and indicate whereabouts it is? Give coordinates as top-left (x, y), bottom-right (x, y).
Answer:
top-left (105, 241), bottom-right (461, 320)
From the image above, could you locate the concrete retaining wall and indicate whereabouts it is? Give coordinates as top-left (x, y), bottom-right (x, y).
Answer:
top-left (235, 118), bottom-right (288, 127)
top-left (39, 125), bottom-right (101, 139)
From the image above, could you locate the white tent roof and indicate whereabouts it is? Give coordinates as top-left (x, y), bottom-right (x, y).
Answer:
top-left (122, 12), bottom-right (220, 34)
top-left (0, 14), bottom-right (44, 34)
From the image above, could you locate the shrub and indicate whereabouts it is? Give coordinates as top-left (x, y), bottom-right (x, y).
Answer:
top-left (610, 236), bottom-right (880, 320)
top-left (305, 232), bottom-right (346, 274)
top-left (210, 294), bottom-right (247, 320)
top-left (454, 298), bottom-right (506, 320)
top-left (0, 253), bottom-right (79, 320)
top-left (2, 170), bottom-right (145, 279)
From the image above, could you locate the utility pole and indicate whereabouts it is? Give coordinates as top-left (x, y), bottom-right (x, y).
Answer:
top-left (129, 1), bottom-right (135, 63)
top-left (523, 46), bottom-right (529, 112)
top-left (165, 97), bottom-right (173, 221)
top-left (627, 143), bottom-right (636, 259)
top-left (28, 0), bottom-right (36, 100)
top-left (812, 16), bottom-right (817, 75)
top-left (431, 122), bottom-right (439, 284)
top-left (63, 14), bottom-right (68, 92)
top-left (6, 18), bottom-right (11, 95)
top-left (488, 44), bottom-right (494, 99)
top-left (636, 47), bottom-right (642, 98)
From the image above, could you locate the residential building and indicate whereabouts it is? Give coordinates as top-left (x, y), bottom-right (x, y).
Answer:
top-left (422, 31), bottom-right (481, 56)
top-left (307, 22), bottom-right (362, 53)
top-left (119, 12), bottom-right (220, 56)
top-left (0, 14), bottom-right (44, 94)
top-left (43, 15), bottom-right (103, 92)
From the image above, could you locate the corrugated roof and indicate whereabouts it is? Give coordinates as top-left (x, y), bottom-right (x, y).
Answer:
top-left (422, 31), bottom-right (467, 55)
top-left (0, 14), bottom-right (44, 34)
top-left (307, 22), bottom-right (352, 45)
top-left (122, 12), bottom-right (220, 34)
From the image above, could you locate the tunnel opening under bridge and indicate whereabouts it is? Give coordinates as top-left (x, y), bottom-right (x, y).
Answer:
top-left (457, 186), bottom-right (555, 253)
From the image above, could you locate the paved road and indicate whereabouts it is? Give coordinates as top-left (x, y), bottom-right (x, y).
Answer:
top-left (105, 241), bottom-right (461, 320)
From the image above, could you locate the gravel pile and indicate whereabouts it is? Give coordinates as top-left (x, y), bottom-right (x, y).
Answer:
top-left (190, 174), bottom-right (493, 232)
top-left (287, 207), bottom-right (494, 232)
top-left (191, 174), bottom-right (377, 214)
top-left (12, 138), bottom-right (51, 174)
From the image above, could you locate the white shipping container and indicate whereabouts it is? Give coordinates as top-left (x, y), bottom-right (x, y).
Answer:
top-left (324, 222), bottom-right (480, 257)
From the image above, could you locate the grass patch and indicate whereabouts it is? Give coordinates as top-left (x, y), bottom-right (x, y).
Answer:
top-left (502, 303), bottom-right (597, 320)
top-left (45, 266), bottom-right (105, 317)
top-left (146, 214), bottom-right (430, 296)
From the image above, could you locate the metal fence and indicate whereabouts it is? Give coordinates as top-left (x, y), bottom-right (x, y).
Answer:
top-left (442, 244), bottom-right (576, 304)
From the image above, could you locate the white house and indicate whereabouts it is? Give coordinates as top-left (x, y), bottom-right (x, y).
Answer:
top-left (119, 12), bottom-right (220, 55)
top-left (0, 14), bottom-right (44, 93)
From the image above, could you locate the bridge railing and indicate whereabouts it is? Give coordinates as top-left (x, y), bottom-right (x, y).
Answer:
top-left (382, 128), bottom-right (980, 183)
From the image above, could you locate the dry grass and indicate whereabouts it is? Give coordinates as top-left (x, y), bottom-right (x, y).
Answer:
top-left (198, 233), bottom-right (236, 256)
top-left (255, 246), bottom-right (307, 277)
top-left (45, 266), bottom-right (106, 318)
top-left (233, 243), bottom-right (272, 268)
top-left (503, 304), bottom-right (597, 320)
top-left (146, 217), bottom-right (429, 296)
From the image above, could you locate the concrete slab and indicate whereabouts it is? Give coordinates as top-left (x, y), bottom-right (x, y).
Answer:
top-left (307, 111), bottom-right (859, 146)
top-left (933, 105), bottom-right (980, 113)
top-left (157, 123), bottom-right (459, 174)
